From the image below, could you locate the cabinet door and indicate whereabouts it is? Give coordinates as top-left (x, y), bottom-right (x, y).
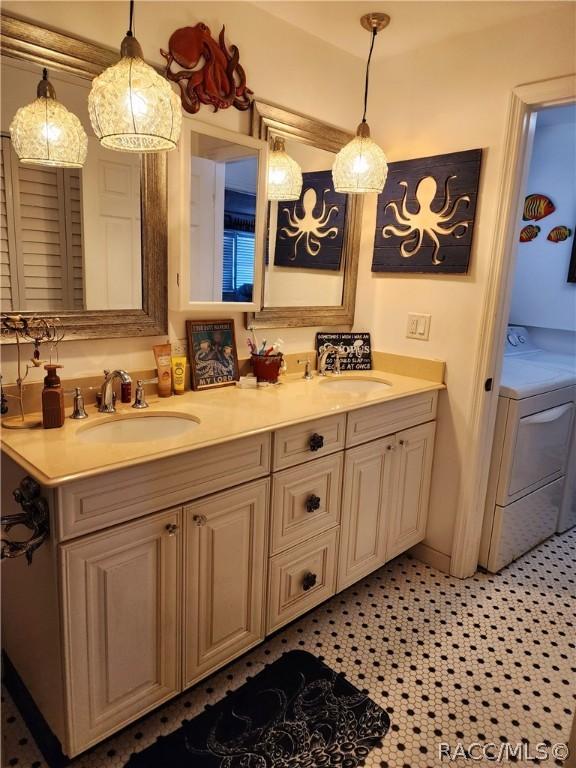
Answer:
top-left (184, 479), bottom-right (268, 688)
top-left (61, 507), bottom-right (181, 755)
top-left (337, 437), bottom-right (396, 591)
top-left (387, 421), bottom-right (436, 560)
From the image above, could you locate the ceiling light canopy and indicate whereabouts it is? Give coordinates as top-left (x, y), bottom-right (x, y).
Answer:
top-left (267, 136), bottom-right (303, 201)
top-left (9, 68), bottom-right (88, 168)
top-left (88, 0), bottom-right (181, 153)
top-left (332, 12), bottom-right (389, 195)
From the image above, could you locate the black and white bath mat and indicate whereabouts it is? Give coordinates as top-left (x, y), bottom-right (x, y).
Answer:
top-left (124, 650), bottom-right (390, 767)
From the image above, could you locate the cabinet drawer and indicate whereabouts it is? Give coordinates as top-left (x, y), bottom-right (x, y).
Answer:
top-left (346, 391), bottom-right (438, 447)
top-left (56, 433), bottom-right (270, 541)
top-left (271, 453), bottom-right (343, 555)
top-left (273, 414), bottom-right (346, 471)
top-left (267, 528), bottom-right (338, 633)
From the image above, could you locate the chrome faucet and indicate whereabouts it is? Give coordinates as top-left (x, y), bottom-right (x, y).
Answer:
top-left (98, 369), bottom-right (132, 413)
top-left (318, 345), bottom-right (346, 376)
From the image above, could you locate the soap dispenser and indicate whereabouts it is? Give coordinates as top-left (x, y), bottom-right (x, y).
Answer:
top-left (42, 364), bottom-right (65, 429)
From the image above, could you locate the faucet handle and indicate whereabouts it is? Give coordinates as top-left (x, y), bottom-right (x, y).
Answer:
top-left (70, 387), bottom-right (88, 420)
top-left (297, 359), bottom-right (313, 380)
top-left (132, 380), bottom-right (150, 409)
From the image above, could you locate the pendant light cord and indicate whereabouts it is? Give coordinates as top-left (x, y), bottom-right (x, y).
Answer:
top-left (127, 0), bottom-right (134, 37)
top-left (361, 27), bottom-right (377, 124)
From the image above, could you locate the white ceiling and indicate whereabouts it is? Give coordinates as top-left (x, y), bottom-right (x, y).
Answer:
top-left (252, 1), bottom-right (567, 60)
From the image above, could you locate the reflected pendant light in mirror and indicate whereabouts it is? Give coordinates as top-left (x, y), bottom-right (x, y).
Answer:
top-left (88, 0), bottom-right (181, 152)
top-left (332, 13), bottom-right (389, 194)
top-left (267, 136), bottom-right (303, 201)
top-left (9, 68), bottom-right (88, 168)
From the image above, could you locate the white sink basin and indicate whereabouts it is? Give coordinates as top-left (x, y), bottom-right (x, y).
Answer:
top-left (77, 413), bottom-right (200, 444)
top-left (320, 377), bottom-right (392, 394)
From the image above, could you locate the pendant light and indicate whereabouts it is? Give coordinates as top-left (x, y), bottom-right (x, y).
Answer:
top-left (9, 69), bottom-right (88, 168)
top-left (332, 13), bottom-right (389, 194)
top-left (267, 136), bottom-right (303, 201)
top-left (88, 0), bottom-right (181, 152)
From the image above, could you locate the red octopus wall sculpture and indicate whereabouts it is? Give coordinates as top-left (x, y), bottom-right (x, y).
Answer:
top-left (161, 23), bottom-right (253, 114)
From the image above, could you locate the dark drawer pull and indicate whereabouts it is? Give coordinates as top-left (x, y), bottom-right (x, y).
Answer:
top-left (302, 572), bottom-right (317, 591)
top-left (309, 433), bottom-right (324, 452)
top-left (305, 494), bottom-right (321, 513)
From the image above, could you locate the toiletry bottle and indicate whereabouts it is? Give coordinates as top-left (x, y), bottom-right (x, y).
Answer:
top-left (42, 364), bottom-right (65, 429)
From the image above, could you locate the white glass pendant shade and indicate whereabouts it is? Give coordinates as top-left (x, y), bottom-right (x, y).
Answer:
top-left (9, 70), bottom-right (87, 168)
top-left (88, 35), bottom-right (181, 152)
top-left (332, 122), bottom-right (388, 194)
top-left (267, 137), bottom-right (303, 201)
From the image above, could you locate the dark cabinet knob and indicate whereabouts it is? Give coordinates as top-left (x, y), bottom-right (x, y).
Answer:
top-left (309, 433), bottom-right (324, 452)
top-left (305, 494), bottom-right (321, 513)
top-left (302, 572), bottom-right (317, 591)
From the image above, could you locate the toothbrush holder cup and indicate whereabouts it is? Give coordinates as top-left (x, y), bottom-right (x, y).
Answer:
top-left (251, 353), bottom-right (283, 383)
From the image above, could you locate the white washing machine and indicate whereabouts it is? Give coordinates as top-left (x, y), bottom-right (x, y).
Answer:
top-left (479, 326), bottom-right (576, 572)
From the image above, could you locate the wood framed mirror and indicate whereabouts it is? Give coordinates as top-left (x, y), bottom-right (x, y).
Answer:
top-left (247, 100), bottom-right (363, 329)
top-left (0, 14), bottom-right (168, 342)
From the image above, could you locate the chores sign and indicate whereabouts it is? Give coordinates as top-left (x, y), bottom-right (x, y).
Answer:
top-left (315, 333), bottom-right (372, 372)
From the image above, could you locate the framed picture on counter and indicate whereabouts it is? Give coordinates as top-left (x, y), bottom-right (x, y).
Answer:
top-left (186, 319), bottom-right (240, 390)
top-left (315, 332), bottom-right (372, 372)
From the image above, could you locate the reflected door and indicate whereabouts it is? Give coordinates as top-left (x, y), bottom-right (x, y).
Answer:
top-left (190, 156), bottom-right (224, 302)
top-left (82, 138), bottom-right (141, 310)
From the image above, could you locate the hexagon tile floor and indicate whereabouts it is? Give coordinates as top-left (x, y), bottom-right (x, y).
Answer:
top-left (2, 528), bottom-right (575, 768)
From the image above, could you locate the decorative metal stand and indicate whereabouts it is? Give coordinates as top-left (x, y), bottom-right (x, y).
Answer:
top-left (1, 477), bottom-right (50, 565)
top-left (1, 314), bottom-right (65, 428)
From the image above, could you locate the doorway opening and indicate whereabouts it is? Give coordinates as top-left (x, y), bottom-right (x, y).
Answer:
top-left (450, 75), bottom-right (576, 579)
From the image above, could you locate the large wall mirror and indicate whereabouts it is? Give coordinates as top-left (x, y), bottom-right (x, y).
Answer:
top-left (169, 118), bottom-right (267, 312)
top-left (248, 101), bottom-right (363, 329)
top-left (0, 14), bottom-right (168, 341)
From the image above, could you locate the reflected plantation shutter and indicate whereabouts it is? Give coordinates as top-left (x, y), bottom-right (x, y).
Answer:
top-left (0, 137), bottom-right (17, 311)
top-left (64, 169), bottom-right (85, 309)
top-left (0, 136), bottom-right (85, 311)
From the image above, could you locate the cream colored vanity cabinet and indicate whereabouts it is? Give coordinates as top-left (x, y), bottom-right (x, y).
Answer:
top-left (386, 421), bottom-right (436, 560)
top-left (267, 416), bottom-right (345, 633)
top-left (60, 507), bottom-right (181, 754)
top-left (1, 390), bottom-right (439, 758)
top-left (337, 437), bottom-right (396, 591)
top-left (183, 479), bottom-right (269, 687)
top-left (338, 392), bottom-right (438, 590)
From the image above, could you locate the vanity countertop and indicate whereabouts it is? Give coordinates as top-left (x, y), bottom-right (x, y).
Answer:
top-left (1, 369), bottom-right (445, 487)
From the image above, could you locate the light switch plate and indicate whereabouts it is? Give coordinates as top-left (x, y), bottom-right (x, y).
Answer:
top-left (407, 313), bottom-right (431, 340)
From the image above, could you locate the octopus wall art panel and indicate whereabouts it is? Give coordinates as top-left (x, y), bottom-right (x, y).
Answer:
top-left (161, 24), bottom-right (253, 114)
top-left (272, 170), bottom-right (348, 271)
top-left (372, 149), bottom-right (482, 274)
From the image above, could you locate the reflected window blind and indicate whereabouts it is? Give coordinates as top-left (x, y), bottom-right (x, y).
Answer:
top-left (223, 230), bottom-right (255, 292)
top-left (0, 137), bottom-right (85, 312)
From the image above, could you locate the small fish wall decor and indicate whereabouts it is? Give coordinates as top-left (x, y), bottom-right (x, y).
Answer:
top-left (272, 170), bottom-right (348, 271)
top-left (522, 194), bottom-right (555, 222)
top-left (519, 224), bottom-right (541, 243)
top-left (547, 225), bottom-right (572, 243)
top-left (372, 149), bottom-right (482, 274)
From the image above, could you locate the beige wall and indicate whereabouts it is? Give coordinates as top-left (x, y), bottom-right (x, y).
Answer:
top-left (355, 4), bottom-right (576, 558)
top-left (2, 1), bottom-right (575, 564)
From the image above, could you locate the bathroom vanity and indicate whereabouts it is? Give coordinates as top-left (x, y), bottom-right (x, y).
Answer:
top-left (1, 370), bottom-right (442, 757)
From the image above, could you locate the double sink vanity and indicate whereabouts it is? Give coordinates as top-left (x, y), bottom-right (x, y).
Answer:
top-left (1, 13), bottom-right (445, 760)
top-left (1, 367), bottom-right (443, 757)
